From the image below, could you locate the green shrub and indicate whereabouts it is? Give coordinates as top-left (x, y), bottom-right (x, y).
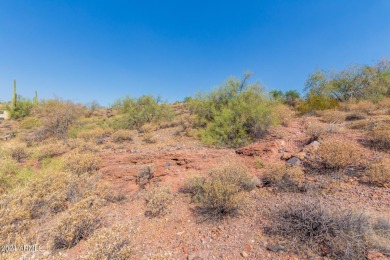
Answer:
top-left (113, 95), bottom-right (174, 130)
top-left (20, 117), bottom-right (41, 129)
top-left (189, 74), bottom-right (277, 147)
top-left (6, 96), bottom-right (34, 119)
top-left (296, 94), bottom-right (339, 114)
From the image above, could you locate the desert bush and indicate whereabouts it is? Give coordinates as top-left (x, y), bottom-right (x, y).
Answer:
top-left (369, 127), bottom-right (390, 150)
top-left (180, 176), bottom-right (206, 202)
top-left (262, 165), bottom-right (306, 192)
top-left (34, 142), bottom-right (68, 160)
top-left (20, 117), bottom-right (41, 129)
top-left (305, 122), bottom-right (342, 140)
top-left (189, 74), bottom-right (277, 148)
top-left (34, 99), bottom-right (84, 139)
top-left (51, 208), bottom-right (101, 249)
top-left (0, 159), bottom-right (20, 192)
top-left (144, 185), bottom-right (172, 217)
top-left (81, 223), bottom-right (132, 259)
top-left (345, 112), bottom-right (367, 121)
top-left (184, 164), bottom-right (255, 218)
top-left (113, 95), bottom-right (174, 130)
top-left (77, 128), bottom-right (112, 142)
top-left (143, 133), bottom-right (158, 143)
top-left (6, 96), bottom-right (34, 119)
top-left (364, 158), bottom-right (390, 187)
top-left (111, 129), bottom-right (133, 143)
top-left (9, 145), bottom-right (28, 162)
top-left (267, 199), bottom-right (390, 259)
top-left (318, 110), bottom-right (346, 123)
top-left (273, 104), bottom-right (295, 126)
top-left (0, 171), bottom-right (104, 246)
top-left (314, 137), bottom-right (367, 170)
top-left (296, 94), bottom-right (339, 114)
top-left (254, 159), bottom-right (265, 169)
top-left (137, 165), bottom-right (155, 187)
top-left (340, 100), bottom-right (378, 114)
top-left (65, 152), bottom-right (100, 176)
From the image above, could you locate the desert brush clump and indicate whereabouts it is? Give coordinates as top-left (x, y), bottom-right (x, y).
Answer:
top-left (318, 110), bottom-right (346, 123)
top-left (111, 129), bottom-right (133, 143)
top-left (9, 145), bottom-right (29, 162)
top-left (0, 172), bottom-right (103, 245)
top-left (183, 164), bottom-right (255, 218)
top-left (144, 185), bottom-right (173, 217)
top-left (137, 165), bottom-right (155, 187)
top-left (262, 164), bottom-right (306, 192)
top-left (189, 74), bottom-right (277, 148)
top-left (77, 128), bottom-right (112, 142)
top-left (65, 151), bottom-right (100, 176)
top-left (368, 126), bottom-right (390, 150)
top-left (266, 199), bottom-right (390, 259)
top-left (51, 206), bottom-right (101, 250)
top-left (363, 158), bottom-right (390, 187)
top-left (305, 122), bottom-right (343, 141)
top-left (34, 141), bottom-right (68, 160)
top-left (142, 133), bottom-right (158, 143)
top-left (33, 99), bottom-right (84, 139)
top-left (112, 95), bottom-right (175, 130)
top-left (313, 137), bottom-right (367, 170)
top-left (81, 223), bottom-right (133, 259)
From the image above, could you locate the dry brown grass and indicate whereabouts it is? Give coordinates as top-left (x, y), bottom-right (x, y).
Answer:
top-left (262, 164), bottom-right (306, 192)
top-left (0, 172), bottom-right (103, 245)
top-left (142, 133), bottom-right (158, 143)
top-left (144, 185), bottom-right (173, 217)
top-left (305, 122), bottom-right (343, 140)
top-left (111, 129), bottom-right (133, 143)
top-left (34, 141), bottom-right (68, 160)
top-left (339, 100), bottom-right (378, 114)
top-left (77, 128), bottom-right (112, 142)
top-left (369, 127), bottom-right (390, 150)
top-left (267, 199), bottom-right (390, 259)
top-left (345, 112), bottom-right (366, 121)
top-left (137, 165), bottom-right (155, 187)
top-left (9, 145), bottom-right (29, 162)
top-left (51, 207), bottom-right (101, 250)
top-left (318, 110), bottom-right (346, 123)
top-left (314, 137), bottom-right (367, 170)
top-left (184, 164), bottom-right (255, 218)
top-left (274, 104), bottom-right (295, 126)
top-left (364, 158), bottom-right (390, 187)
top-left (81, 223), bottom-right (133, 259)
top-left (65, 152), bottom-right (100, 176)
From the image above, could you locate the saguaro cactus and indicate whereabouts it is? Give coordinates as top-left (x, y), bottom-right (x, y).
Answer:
top-left (34, 90), bottom-right (39, 105)
top-left (12, 80), bottom-right (17, 110)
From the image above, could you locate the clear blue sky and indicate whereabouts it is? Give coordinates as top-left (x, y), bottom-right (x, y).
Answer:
top-left (1, 0), bottom-right (390, 106)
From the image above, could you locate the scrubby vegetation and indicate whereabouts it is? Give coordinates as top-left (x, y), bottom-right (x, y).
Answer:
top-left (189, 74), bottom-right (278, 147)
top-left (183, 164), bottom-right (255, 218)
top-left (144, 185), bottom-right (173, 217)
top-left (267, 199), bottom-right (390, 259)
top-left (111, 95), bottom-right (175, 130)
top-left (0, 63), bottom-right (389, 258)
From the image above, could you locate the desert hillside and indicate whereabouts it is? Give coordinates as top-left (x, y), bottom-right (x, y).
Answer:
top-left (0, 83), bottom-right (389, 259)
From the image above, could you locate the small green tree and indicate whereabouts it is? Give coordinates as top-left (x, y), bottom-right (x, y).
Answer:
top-left (190, 74), bottom-right (277, 148)
top-left (284, 90), bottom-right (301, 106)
